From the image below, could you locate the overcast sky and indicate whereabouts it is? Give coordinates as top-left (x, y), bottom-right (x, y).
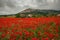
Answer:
top-left (0, 0), bottom-right (60, 15)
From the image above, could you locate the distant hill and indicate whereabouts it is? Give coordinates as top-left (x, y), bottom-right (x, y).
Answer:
top-left (0, 8), bottom-right (60, 18)
top-left (18, 8), bottom-right (60, 14)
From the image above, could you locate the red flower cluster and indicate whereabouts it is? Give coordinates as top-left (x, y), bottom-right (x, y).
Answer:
top-left (0, 17), bottom-right (60, 40)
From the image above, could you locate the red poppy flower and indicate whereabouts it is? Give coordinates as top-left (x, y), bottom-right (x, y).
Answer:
top-left (1, 34), bottom-right (6, 38)
top-left (42, 37), bottom-right (49, 40)
top-left (31, 38), bottom-right (39, 40)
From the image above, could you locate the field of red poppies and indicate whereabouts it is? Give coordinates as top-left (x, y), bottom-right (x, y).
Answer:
top-left (0, 17), bottom-right (60, 40)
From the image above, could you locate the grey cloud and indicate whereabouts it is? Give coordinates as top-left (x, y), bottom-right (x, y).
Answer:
top-left (0, 0), bottom-right (60, 15)
top-left (29, 0), bottom-right (60, 10)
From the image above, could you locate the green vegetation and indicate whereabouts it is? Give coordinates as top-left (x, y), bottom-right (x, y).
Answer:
top-left (0, 10), bottom-right (60, 18)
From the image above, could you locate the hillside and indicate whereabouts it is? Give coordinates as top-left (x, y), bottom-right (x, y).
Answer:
top-left (0, 8), bottom-right (60, 18)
